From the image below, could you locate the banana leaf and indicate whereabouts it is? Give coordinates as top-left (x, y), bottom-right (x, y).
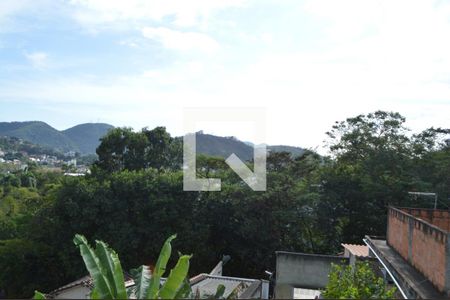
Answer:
top-left (174, 278), bottom-right (192, 299)
top-left (130, 265), bottom-right (151, 299)
top-left (33, 291), bottom-right (46, 299)
top-left (147, 234), bottom-right (176, 299)
top-left (158, 255), bottom-right (191, 299)
top-left (73, 234), bottom-right (114, 299)
top-left (95, 241), bottom-right (127, 299)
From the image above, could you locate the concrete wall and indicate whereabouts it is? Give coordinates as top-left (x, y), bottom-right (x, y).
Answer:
top-left (387, 207), bottom-right (450, 293)
top-left (275, 251), bottom-right (348, 299)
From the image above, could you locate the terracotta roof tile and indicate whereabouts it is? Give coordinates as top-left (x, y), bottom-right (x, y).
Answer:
top-left (341, 243), bottom-right (369, 257)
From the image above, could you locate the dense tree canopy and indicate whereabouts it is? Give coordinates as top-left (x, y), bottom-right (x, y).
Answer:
top-left (95, 127), bottom-right (181, 173)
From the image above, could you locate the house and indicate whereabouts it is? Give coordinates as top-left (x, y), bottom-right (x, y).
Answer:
top-left (365, 206), bottom-right (450, 299)
top-left (189, 260), bottom-right (269, 299)
top-left (190, 273), bottom-right (268, 299)
top-left (275, 251), bottom-right (347, 299)
top-left (274, 244), bottom-right (372, 299)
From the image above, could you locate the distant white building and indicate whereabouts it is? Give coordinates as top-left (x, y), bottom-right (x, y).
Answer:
top-left (65, 151), bottom-right (77, 157)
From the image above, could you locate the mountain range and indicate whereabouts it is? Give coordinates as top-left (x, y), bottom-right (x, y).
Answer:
top-left (0, 121), bottom-right (305, 158)
top-left (0, 121), bottom-right (113, 154)
top-left (195, 133), bottom-right (305, 160)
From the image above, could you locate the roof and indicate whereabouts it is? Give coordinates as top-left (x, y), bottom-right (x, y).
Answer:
top-left (47, 273), bottom-right (134, 298)
top-left (190, 273), bottom-right (259, 298)
top-left (341, 243), bottom-right (369, 257)
top-left (46, 276), bottom-right (92, 298)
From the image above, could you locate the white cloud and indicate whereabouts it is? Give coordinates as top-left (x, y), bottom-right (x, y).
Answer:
top-left (68, 0), bottom-right (247, 30)
top-left (24, 52), bottom-right (49, 69)
top-left (2, 0), bottom-right (450, 151)
top-left (141, 27), bottom-right (219, 53)
top-left (0, 0), bottom-right (34, 31)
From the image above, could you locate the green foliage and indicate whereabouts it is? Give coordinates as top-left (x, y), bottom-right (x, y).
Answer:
top-left (33, 291), bottom-right (46, 299)
top-left (319, 111), bottom-right (450, 246)
top-left (322, 261), bottom-right (396, 299)
top-left (73, 234), bottom-right (128, 299)
top-left (95, 127), bottom-right (181, 172)
top-left (129, 265), bottom-right (151, 299)
top-left (0, 239), bottom-right (59, 298)
top-left (147, 235), bottom-right (177, 299)
top-left (0, 135), bottom-right (65, 159)
top-left (0, 121), bottom-right (77, 152)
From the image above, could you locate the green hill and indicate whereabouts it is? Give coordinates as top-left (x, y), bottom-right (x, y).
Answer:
top-left (267, 145), bottom-right (305, 157)
top-left (0, 121), bottom-right (305, 158)
top-left (0, 121), bottom-right (113, 154)
top-left (0, 121), bottom-right (77, 153)
top-left (196, 133), bottom-right (255, 161)
top-left (195, 132), bottom-right (305, 160)
top-left (63, 123), bottom-right (113, 154)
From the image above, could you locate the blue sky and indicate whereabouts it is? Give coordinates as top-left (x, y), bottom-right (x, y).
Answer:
top-left (0, 0), bottom-right (449, 150)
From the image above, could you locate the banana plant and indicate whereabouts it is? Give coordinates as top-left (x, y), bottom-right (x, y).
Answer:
top-left (128, 235), bottom-right (192, 299)
top-left (34, 234), bottom-right (192, 299)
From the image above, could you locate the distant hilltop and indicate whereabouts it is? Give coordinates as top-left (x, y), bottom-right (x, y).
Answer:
top-left (0, 121), bottom-right (113, 154)
top-left (0, 121), bottom-right (306, 158)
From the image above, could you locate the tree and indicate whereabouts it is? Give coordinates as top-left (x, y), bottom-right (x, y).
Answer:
top-left (95, 127), bottom-right (181, 172)
top-left (143, 127), bottom-right (182, 170)
top-left (322, 261), bottom-right (396, 299)
top-left (95, 127), bottom-right (146, 172)
top-left (319, 111), bottom-right (417, 245)
top-left (0, 239), bottom-right (59, 298)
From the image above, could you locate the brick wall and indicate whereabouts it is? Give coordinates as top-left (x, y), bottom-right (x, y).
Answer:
top-left (402, 207), bottom-right (450, 232)
top-left (387, 207), bottom-right (449, 293)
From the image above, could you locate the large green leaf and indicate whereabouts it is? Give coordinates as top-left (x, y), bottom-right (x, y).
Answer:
top-left (73, 234), bottom-right (114, 299)
top-left (130, 265), bottom-right (151, 299)
top-left (95, 241), bottom-right (127, 299)
top-left (33, 291), bottom-right (46, 299)
top-left (90, 288), bottom-right (100, 299)
top-left (158, 255), bottom-right (191, 299)
top-left (147, 234), bottom-right (176, 299)
top-left (174, 278), bottom-right (192, 299)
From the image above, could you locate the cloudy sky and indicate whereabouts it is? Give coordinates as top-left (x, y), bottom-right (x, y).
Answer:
top-left (0, 0), bottom-right (449, 150)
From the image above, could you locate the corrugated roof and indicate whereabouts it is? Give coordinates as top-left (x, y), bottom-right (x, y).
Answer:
top-left (341, 243), bottom-right (369, 257)
top-left (190, 274), bottom-right (258, 298)
top-left (47, 273), bottom-right (134, 298)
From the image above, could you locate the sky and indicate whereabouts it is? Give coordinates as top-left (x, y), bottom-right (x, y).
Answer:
top-left (0, 0), bottom-right (449, 151)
